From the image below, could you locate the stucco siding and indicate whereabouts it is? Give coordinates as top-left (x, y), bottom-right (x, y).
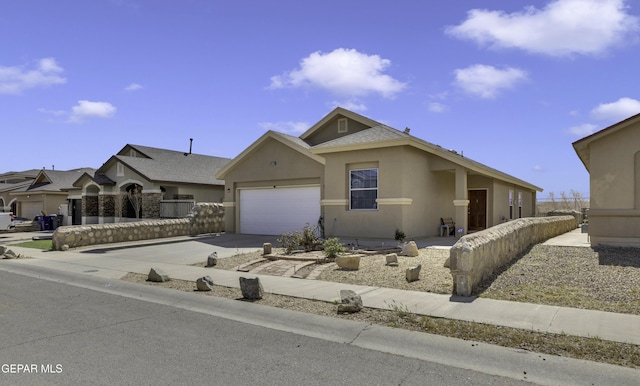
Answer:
top-left (589, 125), bottom-right (639, 210)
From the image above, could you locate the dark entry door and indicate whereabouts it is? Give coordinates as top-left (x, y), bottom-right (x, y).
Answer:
top-left (468, 190), bottom-right (487, 231)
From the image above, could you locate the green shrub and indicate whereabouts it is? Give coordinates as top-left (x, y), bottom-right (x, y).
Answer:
top-left (323, 237), bottom-right (347, 258)
top-left (394, 228), bottom-right (406, 242)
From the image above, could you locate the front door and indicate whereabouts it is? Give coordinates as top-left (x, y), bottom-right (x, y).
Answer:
top-left (468, 190), bottom-right (487, 231)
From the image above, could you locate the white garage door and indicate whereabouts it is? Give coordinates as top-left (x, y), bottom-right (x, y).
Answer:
top-left (240, 186), bottom-right (321, 235)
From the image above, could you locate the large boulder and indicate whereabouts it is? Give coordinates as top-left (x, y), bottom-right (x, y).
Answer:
top-left (196, 275), bottom-right (215, 291)
top-left (147, 267), bottom-right (169, 282)
top-left (405, 264), bottom-right (421, 282)
top-left (337, 289), bottom-right (362, 313)
top-left (400, 241), bottom-right (419, 257)
top-left (335, 255), bottom-right (361, 270)
top-left (239, 277), bottom-right (263, 300)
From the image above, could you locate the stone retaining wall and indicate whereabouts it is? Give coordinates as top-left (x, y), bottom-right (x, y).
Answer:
top-left (52, 203), bottom-right (224, 250)
top-left (450, 216), bottom-right (577, 296)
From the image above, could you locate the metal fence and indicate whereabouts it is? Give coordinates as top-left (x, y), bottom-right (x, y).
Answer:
top-left (160, 200), bottom-right (195, 218)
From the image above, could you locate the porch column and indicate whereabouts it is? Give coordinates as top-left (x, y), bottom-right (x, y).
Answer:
top-left (453, 167), bottom-right (469, 235)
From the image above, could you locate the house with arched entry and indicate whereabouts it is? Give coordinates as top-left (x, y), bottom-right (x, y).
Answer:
top-left (0, 169), bottom-right (40, 215)
top-left (69, 144), bottom-right (231, 225)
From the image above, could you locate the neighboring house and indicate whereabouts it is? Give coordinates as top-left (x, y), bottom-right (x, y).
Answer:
top-left (9, 168), bottom-right (95, 221)
top-left (216, 107), bottom-right (542, 238)
top-left (0, 169), bottom-right (40, 214)
top-left (70, 144), bottom-right (231, 225)
top-left (573, 112), bottom-right (640, 247)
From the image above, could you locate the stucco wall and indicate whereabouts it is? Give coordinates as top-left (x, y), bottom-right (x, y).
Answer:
top-left (450, 215), bottom-right (577, 296)
top-left (51, 203), bottom-right (224, 250)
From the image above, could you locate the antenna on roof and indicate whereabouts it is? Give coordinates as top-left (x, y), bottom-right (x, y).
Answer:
top-left (184, 138), bottom-right (193, 156)
top-left (404, 127), bottom-right (411, 134)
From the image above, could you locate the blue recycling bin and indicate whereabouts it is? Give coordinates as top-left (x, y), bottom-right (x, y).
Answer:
top-left (36, 215), bottom-right (46, 231)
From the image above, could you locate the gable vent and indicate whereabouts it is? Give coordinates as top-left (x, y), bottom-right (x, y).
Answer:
top-left (338, 118), bottom-right (348, 133)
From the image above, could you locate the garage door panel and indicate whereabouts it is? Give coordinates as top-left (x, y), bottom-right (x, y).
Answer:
top-left (240, 187), bottom-right (320, 235)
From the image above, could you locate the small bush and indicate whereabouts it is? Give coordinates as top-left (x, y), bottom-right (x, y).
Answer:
top-left (277, 224), bottom-right (322, 254)
top-left (299, 224), bottom-right (322, 252)
top-left (394, 228), bottom-right (406, 242)
top-left (323, 237), bottom-right (347, 258)
top-left (277, 231), bottom-right (299, 255)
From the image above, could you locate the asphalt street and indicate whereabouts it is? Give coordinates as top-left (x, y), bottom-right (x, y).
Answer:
top-left (0, 269), bottom-right (526, 386)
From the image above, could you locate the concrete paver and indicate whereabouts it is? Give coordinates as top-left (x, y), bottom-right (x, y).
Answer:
top-left (2, 229), bottom-right (639, 347)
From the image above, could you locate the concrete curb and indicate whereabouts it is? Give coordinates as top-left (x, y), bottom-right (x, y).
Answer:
top-left (0, 262), bottom-right (638, 385)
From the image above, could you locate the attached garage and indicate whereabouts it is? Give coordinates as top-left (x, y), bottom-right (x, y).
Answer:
top-left (239, 186), bottom-right (321, 235)
top-left (21, 201), bottom-right (44, 220)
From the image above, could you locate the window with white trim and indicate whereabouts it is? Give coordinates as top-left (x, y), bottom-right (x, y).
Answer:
top-left (518, 192), bottom-right (523, 218)
top-left (350, 168), bottom-right (378, 210)
top-left (509, 190), bottom-right (514, 220)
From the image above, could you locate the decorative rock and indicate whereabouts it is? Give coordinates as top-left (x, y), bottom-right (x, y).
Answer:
top-left (263, 243), bottom-right (272, 255)
top-left (196, 275), bottom-right (214, 291)
top-left (147, 267), bottom-right (169, 282)
top-left (400, 241), bottom-right (419, 257)
top-left (61, 244), bottom-right (70, 251)
top-left (443, 257), bottom-right (450, 268)
top-left (0, 246), bottom-right (6, 255)
top-left (206, 251), bottom-right (218, 267)
top-left (405, 264), bottom-right (421, 282)
top-left (385, 253), bottom-right (398, 266)
top-left (3, 249), bottom-right (18, 259)
top-left (337, 289), bottom-right (362, 313)
top-left (239, 277), bottom-right (263, 300)
top-left (335, 255), bottom-right (361, 270)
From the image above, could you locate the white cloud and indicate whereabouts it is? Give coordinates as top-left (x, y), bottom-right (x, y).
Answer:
top-left (259, 121), bottom-right (309, 135)
top-left (269, 48), bottom-right (406, 98)
top-left (453, 64), bottom-right (527, 99)
top-left (590, 97), bottom-right (640, 121)
top-left (427, 102), bottom-right (448, 113)
top-left (124, 83), bottom-right (143, 91)
top-left (567, 123), bottom-right (598, 136)
top-left (446, 0), bottom-right (639, 56)
top-left (0, 58), bottom-right (67, 94)
top-left (532, 165), bottom-right (545, 172)
top-left (68, 100), bottom-right (117, 123)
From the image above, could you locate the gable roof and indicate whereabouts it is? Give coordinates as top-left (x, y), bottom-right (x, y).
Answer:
top-left (299, 107), bottom-right (383, 140)
top-left (311, 124), bottom-right (543, 192)
top-left (16, 168), bottom-right (96, 194)
top-left (215, 131), bottom-right (325, 179)
top-left (573, 112), bottom-right (640, 172)
top-left (97, 144), bottom-right (231, 186)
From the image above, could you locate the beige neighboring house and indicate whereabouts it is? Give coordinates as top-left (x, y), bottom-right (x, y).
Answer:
top-left (9, 168), bottom-right (95, 222)
top-left (573, 112), bottom-right (640, 247)
top-left (216, 107), bottom-right (542, 238)
top-left (0, 169), bottom-right (40, 214)
top-left (69, 144), bottom-right (231, 225)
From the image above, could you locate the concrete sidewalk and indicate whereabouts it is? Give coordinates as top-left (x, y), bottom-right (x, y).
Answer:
top-left (2, 229), bottom-right (639, 347)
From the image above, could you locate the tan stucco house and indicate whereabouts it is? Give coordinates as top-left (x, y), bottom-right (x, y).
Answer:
top-left (9, 168), bottom-right (95, 222)
top-left (217, 108), bottom-right (542, 238)
top-left (69, 144), bottom-right (231, 225)
top-left (0, 169), bottom-right (40, 215)
top-left (573, 112), bottom-right (640, 247)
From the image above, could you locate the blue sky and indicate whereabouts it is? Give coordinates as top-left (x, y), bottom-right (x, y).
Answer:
top-left (3, 0), bottom-right (640, 199)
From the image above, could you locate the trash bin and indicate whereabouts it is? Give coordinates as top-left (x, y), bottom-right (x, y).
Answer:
top-left (56, 214), bottom-right (64, 228)
top-left (36, 215), bottom-right (45, 231)
top-left (50, 215), bottom-right (58, 230)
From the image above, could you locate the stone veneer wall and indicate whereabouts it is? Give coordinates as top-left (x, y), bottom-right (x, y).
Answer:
top-left (450, 216), bottom-right (577, 296)
top-left (52, 203), bottom-right (223, 251)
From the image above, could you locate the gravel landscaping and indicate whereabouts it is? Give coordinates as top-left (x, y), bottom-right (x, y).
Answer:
top-left (122, 243), bottom-right (640, 368)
